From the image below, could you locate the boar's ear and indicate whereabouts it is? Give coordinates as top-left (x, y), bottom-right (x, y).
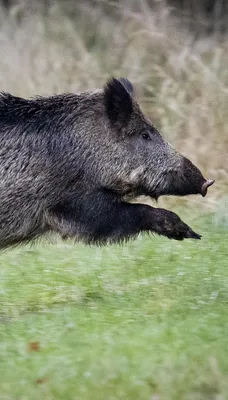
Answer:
top-left (118, 78), bottom-right (134, 96)
top-left (104, 77), bottom-right (133, 124)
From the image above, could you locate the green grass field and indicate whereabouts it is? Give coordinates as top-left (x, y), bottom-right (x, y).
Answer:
top-left (1, 211), bottom-right (228, 400)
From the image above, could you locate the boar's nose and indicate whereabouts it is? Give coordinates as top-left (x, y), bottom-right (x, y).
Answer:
top-left (201, 179), bottom-right (215, 197)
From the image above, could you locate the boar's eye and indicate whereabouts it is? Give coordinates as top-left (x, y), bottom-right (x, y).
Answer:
top-left (142, 132), bottom-right (151, 141)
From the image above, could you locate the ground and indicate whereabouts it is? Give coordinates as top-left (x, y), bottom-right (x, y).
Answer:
top-left (1, 211), bottom-right (228, 400)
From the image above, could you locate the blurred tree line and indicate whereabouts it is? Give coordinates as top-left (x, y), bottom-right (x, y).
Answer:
top-left (1, 0), bottom-right (226, 13)
top-left (0, 0), bottom-right (227, 34)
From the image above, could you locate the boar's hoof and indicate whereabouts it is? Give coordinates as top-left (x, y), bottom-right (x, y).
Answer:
top-left (201, 179), bottom-right (215, 197)
top-left (185, 229), bottom-right (201, 240)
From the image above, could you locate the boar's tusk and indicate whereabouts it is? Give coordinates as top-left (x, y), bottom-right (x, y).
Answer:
top-left (201, 179), bottom-right (215, 197)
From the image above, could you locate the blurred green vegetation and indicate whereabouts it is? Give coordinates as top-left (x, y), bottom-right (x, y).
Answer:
top-left (0, 213), bottom-right (228, 399)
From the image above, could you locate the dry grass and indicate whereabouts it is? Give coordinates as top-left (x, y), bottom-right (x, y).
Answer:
top-left (0, 0), bottom-right (227, 205)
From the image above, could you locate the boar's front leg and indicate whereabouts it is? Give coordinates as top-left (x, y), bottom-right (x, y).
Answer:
top-left (102, 203), bottom-right (201, 242)
top-left (48, 193), bottom-right (201, 244)
top-left (139, 206), bottom-right (201, 241)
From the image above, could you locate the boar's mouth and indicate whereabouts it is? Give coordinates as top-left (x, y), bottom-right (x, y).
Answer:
top-left (145, 157), bottom-right (216, 200)
top-left (142, 177), bottom-right (215, 200)
top-left (121, 168), bottom-right (215, 202)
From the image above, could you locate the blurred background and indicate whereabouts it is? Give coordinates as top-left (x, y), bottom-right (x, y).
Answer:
top-left (0, 0), bottom-right (227, 206)
top-left (1, 3), bottom-right (228, 399)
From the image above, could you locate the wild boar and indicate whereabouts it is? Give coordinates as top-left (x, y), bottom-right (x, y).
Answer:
top-left (0, 77), bottom-right (214, 248)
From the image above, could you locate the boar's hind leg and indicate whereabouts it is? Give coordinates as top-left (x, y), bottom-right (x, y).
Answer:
top-left (47, 195), bottom-right (201, 244)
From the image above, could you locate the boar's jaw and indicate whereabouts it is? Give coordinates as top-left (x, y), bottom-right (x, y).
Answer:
top-left (150, 175), bottom-right (215, 199)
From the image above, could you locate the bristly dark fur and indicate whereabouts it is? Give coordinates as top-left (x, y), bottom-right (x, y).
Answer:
top-left (0, 91), bottom-right (80, 128)
top-left (0, 77), bottom-right (209, 250)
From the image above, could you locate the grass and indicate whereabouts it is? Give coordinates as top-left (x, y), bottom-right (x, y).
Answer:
top-left (1, 212), bottom-right (228, 399)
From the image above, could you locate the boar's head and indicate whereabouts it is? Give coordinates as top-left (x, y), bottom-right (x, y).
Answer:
top-left (99, 77), bottom-right (214, 201)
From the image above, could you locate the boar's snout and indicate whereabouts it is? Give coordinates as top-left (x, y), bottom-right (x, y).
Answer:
top-left (181, 157), bottom-right (214, 197)
top-left (201, 179), bottom-right (215, 197)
